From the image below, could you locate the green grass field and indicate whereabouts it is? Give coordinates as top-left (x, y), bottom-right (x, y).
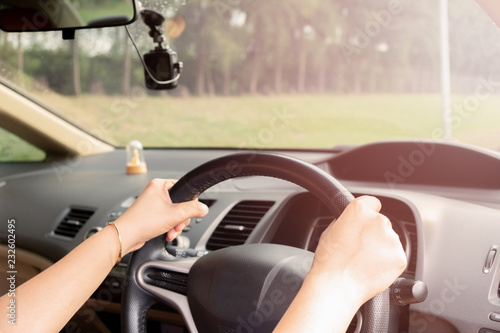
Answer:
top-left (4, 93), bottom-right (500, 161)
top-left (38, 93), bottom-right (500, 148)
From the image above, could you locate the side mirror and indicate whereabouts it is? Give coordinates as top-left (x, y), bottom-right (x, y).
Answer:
top-left (0, 0), bottom-right (137, 38)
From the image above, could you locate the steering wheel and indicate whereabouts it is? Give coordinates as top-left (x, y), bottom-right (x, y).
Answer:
top-left (122, 152), bottom-right (390, 333)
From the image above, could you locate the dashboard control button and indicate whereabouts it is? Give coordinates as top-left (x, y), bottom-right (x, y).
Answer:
top-left (490, 313), bottom-right (500, 323)
top-left (484, 245), bottom-right (498, 274)
top-left (390, 278), bottom-right (428, 306)
top-left (84, 227), bottom-right (103, 240)
top-left (479, 328), bottom-right (500, 333)
top-left (174, 235), bottom-right (190, 248)
top-left (166, 246), bottom-right (209, 258)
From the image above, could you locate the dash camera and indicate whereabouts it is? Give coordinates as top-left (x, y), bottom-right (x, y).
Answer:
top-left (144, 47), bottom-right (182, 90)
top-left (140, 8), bottom-right (183, 90)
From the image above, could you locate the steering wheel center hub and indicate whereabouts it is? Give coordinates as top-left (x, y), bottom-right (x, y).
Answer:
top-left (187, 244), bottom-right (313, 332)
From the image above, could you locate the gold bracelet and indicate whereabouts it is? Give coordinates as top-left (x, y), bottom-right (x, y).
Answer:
top-left (108, 222), bottom-right (122, 266)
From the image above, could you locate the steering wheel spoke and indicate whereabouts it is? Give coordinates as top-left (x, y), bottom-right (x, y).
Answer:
top-left (136, 259), bottom-right (198, 332)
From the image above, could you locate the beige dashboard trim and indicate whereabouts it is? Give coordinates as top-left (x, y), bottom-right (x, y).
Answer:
top-left (0, 84), bottom-right (113, 157)
top-left (0, 244), bottom-right (53, 295)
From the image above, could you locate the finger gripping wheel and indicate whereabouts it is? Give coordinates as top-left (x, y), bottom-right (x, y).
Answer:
top-left (122, 152), bottom-right (389, 333)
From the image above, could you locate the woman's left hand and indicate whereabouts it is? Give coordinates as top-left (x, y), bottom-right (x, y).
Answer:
top-left (114, 178), bottom-right (209, 255)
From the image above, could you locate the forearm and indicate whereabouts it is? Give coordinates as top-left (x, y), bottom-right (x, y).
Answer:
top-left (0, 225), bottom-right (119, 332)
top-left (274, 272), bottom-right (363, 333)
top-left (0, 179), bottom-right (208, 332)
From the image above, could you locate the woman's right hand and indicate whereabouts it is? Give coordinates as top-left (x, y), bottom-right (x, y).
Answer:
top-left (310, 195), bottom-right (407, 304)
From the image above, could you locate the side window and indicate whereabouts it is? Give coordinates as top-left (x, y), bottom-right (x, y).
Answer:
top-left (0, 127), bottom-right (46, 162)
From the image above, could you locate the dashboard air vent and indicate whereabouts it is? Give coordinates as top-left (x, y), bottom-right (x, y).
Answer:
top-left (54, 208), bottom-right (95, 238)
top-left (206, 200), bottom-right (274, 251)
top-left (404, 221), bottom-right (418, 277)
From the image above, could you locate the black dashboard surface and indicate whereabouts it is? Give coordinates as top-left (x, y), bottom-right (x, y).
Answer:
top-left (3, 141), bottom-right (500, 333)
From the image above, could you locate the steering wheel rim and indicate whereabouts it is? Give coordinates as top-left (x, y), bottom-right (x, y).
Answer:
top-left (122, 152), bottom-right (390, 333)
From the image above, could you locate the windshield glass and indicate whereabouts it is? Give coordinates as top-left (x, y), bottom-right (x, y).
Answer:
top-left (1, 0), bottom-right (499, 150)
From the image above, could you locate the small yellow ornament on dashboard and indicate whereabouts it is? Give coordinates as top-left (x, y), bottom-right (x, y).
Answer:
top-left (126, 140), bottom-right (148, 174)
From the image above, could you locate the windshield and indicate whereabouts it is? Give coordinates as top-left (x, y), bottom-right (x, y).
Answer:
top-left (1, 0), bottom-right (500, 150)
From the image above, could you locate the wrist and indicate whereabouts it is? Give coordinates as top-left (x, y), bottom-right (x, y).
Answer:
top-left (275, 269), bottom-right (366, 332)
top-left (107, 222), bottom-right (123, 265)
top-left (99, 225), bottom-right (123, 267)
top-left (112, 217), bottom-right (142, 255)
top-left (304, 268), bottom-right (366, 309)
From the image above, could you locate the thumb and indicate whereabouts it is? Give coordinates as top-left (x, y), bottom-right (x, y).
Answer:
top-left (165, 200), bottom-right (209, 242)
top-left (171, 200), bottom-right (209, 222)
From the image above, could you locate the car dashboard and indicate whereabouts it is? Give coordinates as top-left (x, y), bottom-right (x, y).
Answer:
top-left (2, 140), bottom-right (500, 333)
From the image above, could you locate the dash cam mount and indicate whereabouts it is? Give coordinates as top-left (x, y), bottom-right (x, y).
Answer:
top-left (140, 8), bottom-right (182, 90)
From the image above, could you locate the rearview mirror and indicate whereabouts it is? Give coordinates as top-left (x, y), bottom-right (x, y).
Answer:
top-left (0, 0), bottom-right (136, 36)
